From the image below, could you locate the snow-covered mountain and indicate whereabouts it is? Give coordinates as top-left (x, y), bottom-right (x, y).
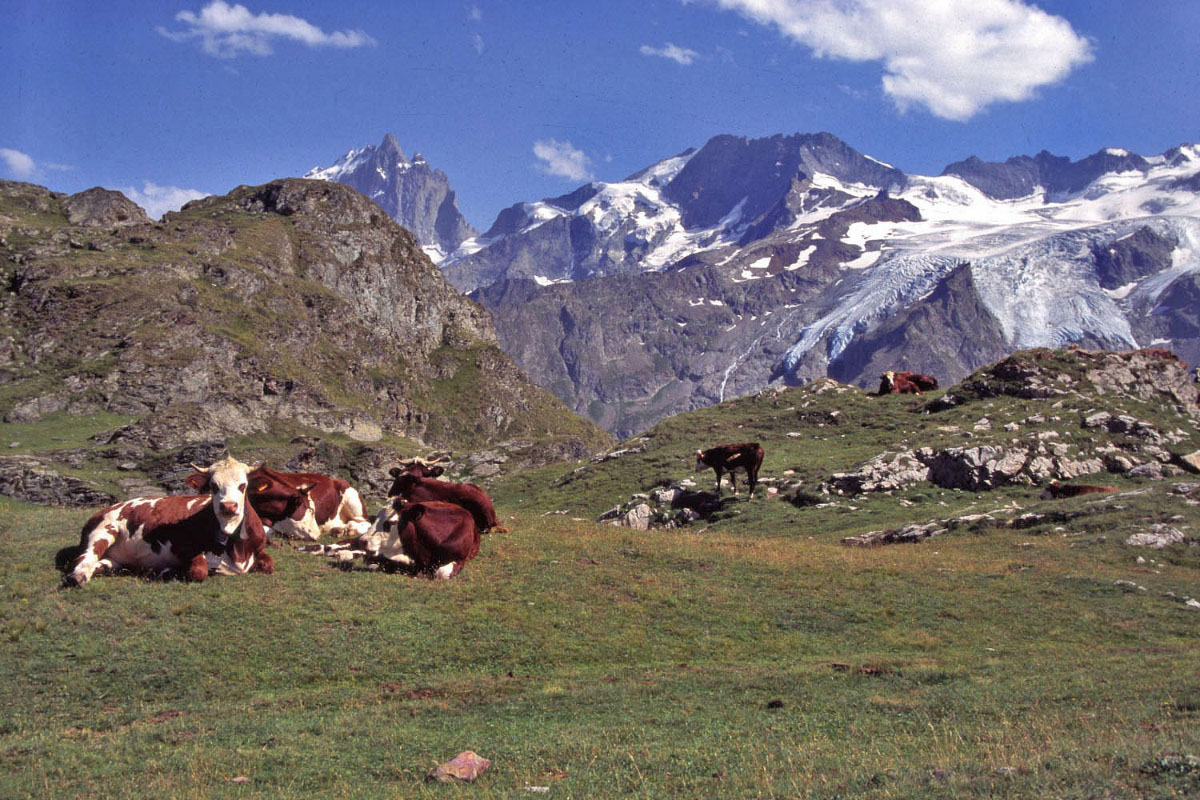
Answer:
top-left (305, 133), bottom-right (476, 261)
top-left (454, 132), bottom-right (1200, 437)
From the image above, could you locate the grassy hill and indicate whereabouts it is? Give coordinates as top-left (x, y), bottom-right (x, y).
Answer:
top-left (1, 347), bottom-right (1197, 797)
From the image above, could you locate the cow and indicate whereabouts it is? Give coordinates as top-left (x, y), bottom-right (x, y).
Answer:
top-left (186, 465), bottom-right (371, 540)
top-left (695, 442), bottom-right (764, 498)
top-left (63, 456), bottom-right (273, 586)
top-left (1039, 480), bottom-right (1119, 500)
top-left (878, 370), bottom-right (937, 395)
top-left (384, 465), bottom-right (507, 533)
top-left (358, 500), bottom-right (480, 578)
top-left (397, 457), bottom-right (446, 479)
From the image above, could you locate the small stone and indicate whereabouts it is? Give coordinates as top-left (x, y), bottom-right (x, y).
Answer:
top-left (427, 750), bottom-right (491, 783)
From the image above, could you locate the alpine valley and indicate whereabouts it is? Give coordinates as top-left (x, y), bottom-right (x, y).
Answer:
top-left (313, 132), bottom-right (1200, 439)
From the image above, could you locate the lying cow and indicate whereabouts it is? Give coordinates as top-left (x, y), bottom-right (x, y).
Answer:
top-left (335, 499), bottom-right (480, 579)
top-left (186, 465), bottom-right (371, 540)
top-left (1039, 480), bottom-right (1119, 500)
top-left (695, 442), bottom-right (764, 498)
top-left (64, 456), bottom-right (273, 586)
top-left (384, 465), bottom-right (507, 533)
top-left (878, 370), bottom-right (937, 395)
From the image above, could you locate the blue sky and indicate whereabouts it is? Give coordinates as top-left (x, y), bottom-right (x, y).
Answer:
top-left (2, 1), bottom-right (1197, 225)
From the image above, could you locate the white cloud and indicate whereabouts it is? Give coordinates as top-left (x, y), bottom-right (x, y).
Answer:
top-left (468, 5), bottom-right (483, 23)
top-left (0, 148), bottom-right (38, 179)
top-left (640, 42), bottom-right (700, 65)
top-left (533, 140), bottom-right (593, 182)
top-left (121, 182), bottom-right (210, 220)
top-left (159, 1), bottom-right (375, 58)
top-left (702, 0), bottom-right (1093, 120)
top-left (471, 33), bottom-right (485, 54)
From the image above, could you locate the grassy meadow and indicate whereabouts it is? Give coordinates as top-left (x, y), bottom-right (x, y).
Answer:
top-left (2, 370), bottom-right (1199, 798)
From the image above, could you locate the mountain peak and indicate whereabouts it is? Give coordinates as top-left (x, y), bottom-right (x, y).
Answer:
top-left (304, 135), bottom-right (477, 260)
top-left (380, 132), bottom-right (407, 162)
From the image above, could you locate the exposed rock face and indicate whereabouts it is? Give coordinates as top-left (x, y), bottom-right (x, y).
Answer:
top-left (0, 456), bottom-right (116, 506)
top-left (0, 178), bottom-right (610, 470)
top-left (63, 187), bottom-right (151, 227)
top-left (304, 133), bottom-right (477, 260)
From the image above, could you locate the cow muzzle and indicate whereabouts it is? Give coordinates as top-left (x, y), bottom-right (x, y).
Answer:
top-left (220, 501), bottom-right (240, 517)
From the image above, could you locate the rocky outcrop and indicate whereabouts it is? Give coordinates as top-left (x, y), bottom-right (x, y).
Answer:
top-left (63, 187), bottom-right (150, 228)
top-left (0, 178), bottom-right (611, 488)
top-left (0, 456), bottom-right (116, 507)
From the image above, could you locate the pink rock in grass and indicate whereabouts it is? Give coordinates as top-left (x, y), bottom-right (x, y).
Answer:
top-left (427, 750), bottom-right (492, 783)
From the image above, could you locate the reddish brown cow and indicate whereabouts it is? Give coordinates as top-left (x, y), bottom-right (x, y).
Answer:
top-left (384, 467), bottom-right (507, 533)
top-left (1039, 480), bottom-right (1119, 500)
top-left (369, 500), bottom-right (480, 578)
top-left (65, 456), bottom-right (273, 586)
top-left (695, 442), bottom-right (764, 498)
top-left (878, 370), bottom-right (933, 394)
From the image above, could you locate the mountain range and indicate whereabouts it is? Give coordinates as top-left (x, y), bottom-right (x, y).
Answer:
top-left (411, 132), bottom-right (1200, 438)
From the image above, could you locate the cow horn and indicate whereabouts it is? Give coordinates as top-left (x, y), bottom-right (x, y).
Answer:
top-left (427, 456), bottom-right (443, 465)
top-left (190, 462), bottom-right (213, 473)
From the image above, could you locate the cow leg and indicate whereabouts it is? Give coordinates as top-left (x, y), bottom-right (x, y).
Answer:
top-left (433, 561), bottom-right (461, 580)
top-left (187, 554), bottom-right (209, 582)
top-left (729, 470), bottom-right (738, 495)
top-left (251, 552), bottom-right (275, 574)
top-left (67, 529), bottom-right (117, 586)
top-left (714, 468), bottom-right (724, 494)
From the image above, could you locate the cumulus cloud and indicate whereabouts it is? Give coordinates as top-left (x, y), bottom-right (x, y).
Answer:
top-left (159, 1), bottom-right (375, 58)
top-left (640, 42), bottom-right (701, 65)
top-left (121, 182), bottom-right (210, 220)
top-left (702, 0), bottom-right (1093, 120)
top-left (0, 148), bottom-right (38, 179)
top-left (533, 140), bottom-right (593, 182)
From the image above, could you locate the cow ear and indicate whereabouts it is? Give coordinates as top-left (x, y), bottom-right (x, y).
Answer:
top-left (389, 467), bottom-right (402, 478)
top-left (185, 472), bottom-right (209, 492)
top-left (407, 506), bottom-right (426, 523)
top-left (430, 466), bottom-right (445, 478)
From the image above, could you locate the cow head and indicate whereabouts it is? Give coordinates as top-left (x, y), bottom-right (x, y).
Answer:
top-left (189, 456), bottom-right (254, 536)
top-left (879, 371), bottom-right (896, 393)
top-left (388, 461), bottom-right (440, 497)
top-left (694, 449), bottom-right (708, 472)
top-left (248, 466), bottom-right (320, 540)
top-left (395, 457), bottom-right (445, 479)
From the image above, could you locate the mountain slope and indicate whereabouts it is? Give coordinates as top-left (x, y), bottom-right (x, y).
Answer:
top-left (0, 178), bottom-right (610, 474)
top-left (305, 133), bottom-right (476, 262)
top-left (453, 134), bottom-right (1200, 437)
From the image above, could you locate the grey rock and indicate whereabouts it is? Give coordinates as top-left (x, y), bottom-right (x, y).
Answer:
top-left (1125, 524), bottom-right (1185, 549)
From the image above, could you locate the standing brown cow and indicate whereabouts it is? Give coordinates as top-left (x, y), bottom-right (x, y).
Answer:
top-left (695, 442), bottom-right (764, 498)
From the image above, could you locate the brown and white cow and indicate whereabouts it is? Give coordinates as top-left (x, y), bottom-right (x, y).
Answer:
top-left (186, 465), bottom-right (371, 541)
top-left (384, 465), bottom-right (507, 533)
top-left (878, 370), bottom-right (937, 395)
top-left (695, 442), bottom-right (764, 498)
top-left (358, 500), bottom-right (480, 578)
top-left (64, 456), bottom-right (273, 586)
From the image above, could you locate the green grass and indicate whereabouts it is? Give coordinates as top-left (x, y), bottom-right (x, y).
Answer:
top-left (1, 472), bottom-right (1197, 798)
top-left (2, 350), bottom-right (1198, 797)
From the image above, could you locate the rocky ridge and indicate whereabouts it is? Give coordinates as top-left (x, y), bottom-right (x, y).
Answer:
top-left (0, 178), bottom-right (610, 504)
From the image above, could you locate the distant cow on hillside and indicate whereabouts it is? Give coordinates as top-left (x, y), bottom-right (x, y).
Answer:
top-left (878, 370), bottom-right (938, 395)
top-left (1039, 480), bottom-right (1118, 500)
top-left (695, 442), bottom-right (764, 498)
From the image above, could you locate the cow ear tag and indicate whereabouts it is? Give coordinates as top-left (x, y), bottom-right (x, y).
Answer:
top-left (255, 483), bottom-right (270, 492)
